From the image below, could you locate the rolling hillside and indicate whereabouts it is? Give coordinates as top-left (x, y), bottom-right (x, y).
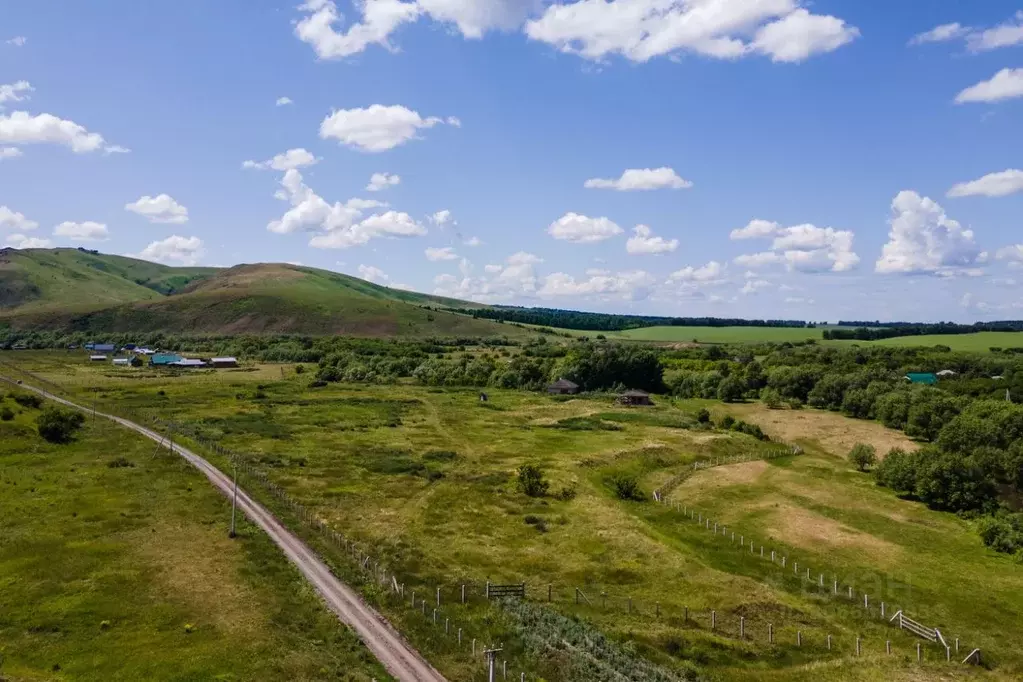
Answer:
top-left (0, 249), bottom-right (518, 338)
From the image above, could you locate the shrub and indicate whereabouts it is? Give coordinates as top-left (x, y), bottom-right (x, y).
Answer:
top-left (734, 420), bottom-right (769, 441)
top-left (716, 376), bottom-right (745, 403)
top-left (36, 407), bottom-right (86, 444)
top-left (848, 443), bottom-right (877, 472)
top-left (696, 408), bottom-right (711, 424)
top-left (0, 406), bottom-right (13, 421)
top-left (875, 448), bottom-right (917, 494)
top-left (294, 364), bottom-right (305, 374)
top-left (556, 485), bottom-right (578, 501)
top-left (914, 450), bottom-right (998, 513)
top-left (524, 515), bottom-right (548, 532)
top-left (517, 464), bottom-right (549, 498)
top-left (610, 475), bottom-right (644, 501)
top-left (107, 457), bottom-right (135, 469)
top-left (761, 387), bottom-right (783, 409)
top-left (12, 392), bottom-right (43, 409)
top-left (308, 380), bottom-right (328, 388)
top-left (719, 415), bottom-right (736, 430)
top-left (976, 513), bottom-right (1023, 554)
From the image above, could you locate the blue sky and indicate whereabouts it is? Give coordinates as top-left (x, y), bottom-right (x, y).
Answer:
top-left (1, 1), bottom-right (1021, 322)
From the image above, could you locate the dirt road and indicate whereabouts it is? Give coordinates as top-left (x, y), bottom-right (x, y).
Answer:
top-left (6, 379), bottom-right (446, 682)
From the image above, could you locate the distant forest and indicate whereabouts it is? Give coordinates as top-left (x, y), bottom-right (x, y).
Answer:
top-left (826, 321), bottom-right (1023, 341)
top-left (445, 306), bottom-right (815, 332)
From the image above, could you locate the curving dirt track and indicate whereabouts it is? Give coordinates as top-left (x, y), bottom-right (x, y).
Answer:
top-left (4, 378), bottom-right (446, 682)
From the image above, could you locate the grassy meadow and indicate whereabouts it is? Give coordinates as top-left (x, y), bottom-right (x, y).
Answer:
top-left (557, 325), bottom-right (1023, 352)
top-left (0, 382), bottom-right (389, 682)
top-left (4, 351), bottom-right (1020, 681)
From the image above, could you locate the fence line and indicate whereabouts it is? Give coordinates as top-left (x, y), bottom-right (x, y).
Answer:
top-left (0, 362), bottom-right (984, 673)
top-left (652, 490), bottom-right (979, 665)
top-left (654, 445), bottom-right (804, 501)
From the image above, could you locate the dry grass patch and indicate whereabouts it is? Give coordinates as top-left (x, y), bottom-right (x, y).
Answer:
top-left (757, 499), bottom-right (903, 564)
top-left (133, 519), bottom-right (265, 636)
top-left (677, 460), bottom-right (771, 499)
top-left (719, 404), bottom-right (918, 457)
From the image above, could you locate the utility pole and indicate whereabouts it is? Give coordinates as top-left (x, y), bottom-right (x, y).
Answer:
top-left (229, 464), bottom-right (239, 538)
top-left (483, 646), bottom-right (503, 682)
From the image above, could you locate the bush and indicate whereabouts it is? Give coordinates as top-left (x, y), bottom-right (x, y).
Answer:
top-left (696, 408), bottom-right (711, 424)
top-left (875, 448), bottom-right (917, 494)
top-left (734, 420), bottom-right (769, 441)
top-left (719, 415), bottom-right (736, 430)
top-left (0, 406), bottom-right (13, 421)
top-left (294, 364), bottom-right (305, 374)
top-left (524, 514), bottom-right (548, 532)
top-left (717, 376), bottom-right (745, 403)
top-left (610, 475), bottom-right (645, 501)
top-left (556, 485), bottom-right (577, 501)
top-left (107, 457), bottom-right (135, 468)
top-left (761, 387), bottom-right (783, 409)
top-left (914, 449), bottom-right (997, 513)
top-left (12, 392), bottom-right (43, 409)
top-left (517, 464), bottom-right (549, 498)
top-left (36, 407), bottom-right (86, 444)
top-left (848, 443), bottom-right (877, 472)
top-left (976, 513), bottom-right (1023, 554)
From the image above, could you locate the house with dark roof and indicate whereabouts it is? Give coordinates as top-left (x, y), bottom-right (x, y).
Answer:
top-left (617, 389), bottom-right (654, 406)
top-left (547, 378), bottom-right (580, 395)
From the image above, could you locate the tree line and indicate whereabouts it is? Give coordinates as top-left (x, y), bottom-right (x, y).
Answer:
top-left (825, 320), bottom-right (1023, 340)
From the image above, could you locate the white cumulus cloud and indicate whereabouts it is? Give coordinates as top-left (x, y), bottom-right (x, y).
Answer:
top-left (276, 96), bottom-right (293, 106)
top-left (741, 278), bottom-right (772, 295)
top-left (538, 269), bottom-right (655, 299)
top-left (996, 244), bottom-right (1023, 264)
top-left (668, 260), bottom-right (725, 283)
top-left (947, 169), bottom-right (1023, 198)
top-left (125, 194), bottom-right (189, 224)
top-left (967, 11), bottom-right (1023, 52)
top-left (731, 219), bottom-right (859, 272)
top-left (320, 104), bottom-right (457, 152)
top-left (433, 250), bottom-right (542, 302)
top-left (54, 221), bottom-right (109, 242)
top-left (547, 212), bottom-right (623, 243)
top-left (133, 235), bottom-right (204, 266)
top-left (243, 148), bottom-right (320, 171)
top-left (425, 246), bottom-right (458, 261)
top-left (876, 191), bottom-right (984, 275)
top-left (295, 0), bottom-right (422, 60)
top-left (6, 36), bottom-right (27, 47)
top-left (0, 111), bottom-right (111, 153)
top-left (525, 0), bottom-right (858, 64)
top-left (309, 210), bottom-right (427, 249)
top-left (0, 206), bottom-right (38, 231)
top-left (429, 209), bottom-right (454, 227)
top-left (626, 224), bottom-right (678, 254)
top-left (357, 264), bottom-right (391, 284)
top-left (267, 169), bottom-right (386, 236)
top-left (0, 147), bottom-right (21, 160)
top-left (366, 172), bottom-right (401, 191)
top-left (909, 22), bottom-right (969, 45)
top-left (0, 81), bottom-right (33, 104)
top-left (955, 68), bottom-right (1023, 104)
top-left (5, 233), bottom-right (51, 249)
top-left (418, 0), bottom-right (538, 38)
top-left (585, 167), bottom-right (691, 191)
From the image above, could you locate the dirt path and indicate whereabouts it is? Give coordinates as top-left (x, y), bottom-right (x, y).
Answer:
top-left (5, 378), bottom-right (446, 682)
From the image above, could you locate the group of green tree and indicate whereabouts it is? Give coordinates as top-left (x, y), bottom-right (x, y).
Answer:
top-left (825, 320), bottom-right (1023, 341)
top-left (443, 307), bottom-right (814, 332)
top-left (666, 342), bottom-right (1023, 558)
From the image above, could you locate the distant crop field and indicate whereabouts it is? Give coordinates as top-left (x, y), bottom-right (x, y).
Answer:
top-left (5, 352), bottom-right (1021, 681)
top-left (564, 325), bottom-right (1023, 351)
top-left (846, 331), bottom-right (1023, 352)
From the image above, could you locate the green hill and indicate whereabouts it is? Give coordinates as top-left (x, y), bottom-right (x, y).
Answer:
top-left (0, 247), bottom-right (217, 310)
top-left (0, 249), bottom-right (517, 338)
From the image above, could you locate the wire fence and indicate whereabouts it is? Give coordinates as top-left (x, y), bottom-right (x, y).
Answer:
top-left (0, 361), bottom-right (985, 673)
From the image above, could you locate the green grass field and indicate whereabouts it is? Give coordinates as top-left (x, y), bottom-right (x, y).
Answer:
top-left (561, 325), bottom-right (1023, 352)
top-left (5, 352), bottom-right (1018, 681)
top-left (0, 384), bottom-right (388, 681)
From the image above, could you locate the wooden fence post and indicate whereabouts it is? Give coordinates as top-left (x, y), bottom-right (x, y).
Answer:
top-left (886, 640), bottom-right (891, 655)
top-left (462, 584), bottom-right (466, 604)
top-left (740, 616), bottom-right (744, 638)
top-left (827, 634), bottom-right (832, 650)
top-left (917, 642), bottom-right (921, 661)
top-left (711, 610), bottom-right (716, 630)
top-left (797, 631), bottom-right (802, 647)
top-left (768, 623), bottom-right (773, 643)
top-left (856, 637), bottom-right (861, 656)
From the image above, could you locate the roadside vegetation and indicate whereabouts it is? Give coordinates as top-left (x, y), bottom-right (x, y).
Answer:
top-left (0, 388), bottom-right (388, 681)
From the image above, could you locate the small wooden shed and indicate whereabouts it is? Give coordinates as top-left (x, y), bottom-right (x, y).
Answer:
top-left (547, 378), bottom-right (580, 395)
top-left (617, 389), bottom-right (654, 406)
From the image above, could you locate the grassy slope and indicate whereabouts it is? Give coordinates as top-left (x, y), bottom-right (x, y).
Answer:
top-left (0, 248), bottom-right (217, 311)
top-left (0, 390), bottom-right (388, 681)
top-left (16, 352), bottom-right (1015, 681)
top-left (0, 250), bottom-right (513, 338)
